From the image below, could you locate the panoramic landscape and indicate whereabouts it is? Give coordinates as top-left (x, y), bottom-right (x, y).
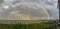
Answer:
top-left (0, 0), bottom-right (59, 29)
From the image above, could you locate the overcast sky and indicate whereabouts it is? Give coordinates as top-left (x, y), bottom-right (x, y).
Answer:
top-left (0, 0), bottom-right (59, 20)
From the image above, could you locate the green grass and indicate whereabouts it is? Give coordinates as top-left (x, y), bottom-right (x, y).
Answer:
top-left (0, 22), bottom-right (54, 29)
top-left (57, 26), bottom-right (60, 29)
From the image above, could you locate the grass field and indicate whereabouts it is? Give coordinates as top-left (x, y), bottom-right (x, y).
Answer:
top-left (0, 21), bottom-right (59, 29)
top-left (0, 22), bottom-right (55, 29)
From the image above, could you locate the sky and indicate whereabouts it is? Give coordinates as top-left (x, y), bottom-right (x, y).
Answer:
top-left (0, 0), bottom-right (59, 20)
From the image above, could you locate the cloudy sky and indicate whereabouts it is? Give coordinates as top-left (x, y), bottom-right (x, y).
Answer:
top-left (0, 0), bottom-right (59, 20)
